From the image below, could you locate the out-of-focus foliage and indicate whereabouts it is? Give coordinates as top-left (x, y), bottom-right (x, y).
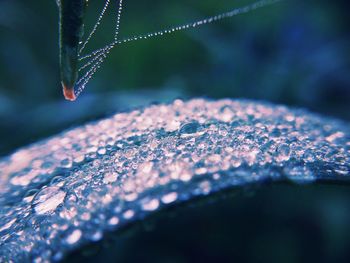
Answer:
top-left (0, 0), bottom-right (349, 155)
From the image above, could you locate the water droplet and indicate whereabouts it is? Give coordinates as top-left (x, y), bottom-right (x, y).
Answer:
top-left (123, 210), bottom-right (134, 219)
top-left (275, 143), bottom-right (290, 163)
top-left (60, 158), bottom-right (72, 168)
top-left (97, 147), bottom-right (106, 155)
top-left (103, 172), bottom-right (118, 184)
top-left (65, 229), bottom-right (82, 245)
top-left (0, 218), bottom-right (16, 232)
top-left (74, 155), bottom-right (85, 163)
top-left (41, 161), bottom-right (53, 169)
top-left (89, 230), bottom-right (103, 242)
top-left (179, 121), bottom-right (200, 135)
top-left (334, 166), bottom-right (349, 175)
top-left (141, 198), bottom-right (160, 211)
top-left (50, 176), bottom-right (65, 187)
top-left (161, 192), bottom-right (178, 204)
top-left (198, 180), bottom-right (211, 195)
top-left (107, 216), bottom-right (119, 226)
top-left (284, 165), bottom-right (316, 184)
top-left (32, 186), bottom-right (66, 215)
top-left (23, 189), bottom-right (39, 203)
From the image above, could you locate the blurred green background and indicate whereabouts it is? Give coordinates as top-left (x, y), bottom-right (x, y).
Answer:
top-left (0, 1), bottom-right (350, 262)
top-left (0, 0), bottom-right (349, 156)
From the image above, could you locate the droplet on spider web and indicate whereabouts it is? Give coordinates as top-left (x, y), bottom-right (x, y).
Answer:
top-left (74, 0), bottom-right (283, 98)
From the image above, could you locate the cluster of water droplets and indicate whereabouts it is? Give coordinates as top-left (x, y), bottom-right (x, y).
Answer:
top-left (75, 0), bottom-right (282, 98)
top-left (0, 98), bottom-right (349, 261)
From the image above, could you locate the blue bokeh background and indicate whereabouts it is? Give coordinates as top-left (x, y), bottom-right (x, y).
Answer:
top-left (0, 0), bottom-right (349, 156)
